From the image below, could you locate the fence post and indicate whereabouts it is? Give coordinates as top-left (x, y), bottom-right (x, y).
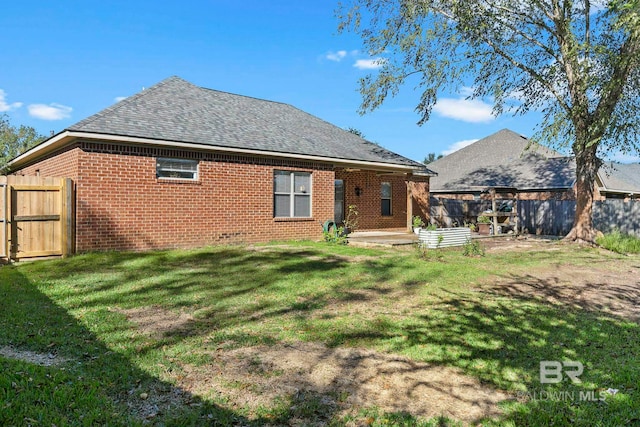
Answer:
top-left (0, 177), bottom-right (6, 260)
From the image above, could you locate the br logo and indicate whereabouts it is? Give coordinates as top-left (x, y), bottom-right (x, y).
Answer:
top-left (540, 361), bottom-right (584, 384)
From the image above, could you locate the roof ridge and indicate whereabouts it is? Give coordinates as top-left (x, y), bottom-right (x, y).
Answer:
top-left (68, 76), bottom-right (188, 130)
top-left (199, 85), bottom-right (290, 106)
top-left (56, 76), bottom-right (427, 170)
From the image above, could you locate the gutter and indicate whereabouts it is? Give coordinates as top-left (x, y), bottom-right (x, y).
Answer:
top-left (8, 131), bottom-right (436, 175)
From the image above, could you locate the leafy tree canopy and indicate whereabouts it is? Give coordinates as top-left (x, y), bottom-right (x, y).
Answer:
top-left (423, 152), bottom-right (443, 164)
top-left (338, 0), bottom-right (640, 241)
top-left (0, 114), bottom-right (46, 170)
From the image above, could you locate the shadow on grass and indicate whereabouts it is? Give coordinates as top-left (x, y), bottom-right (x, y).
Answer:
top-left (483, 272), bottom-right (640, 322)
top-left (10, 244), bottom-right (637, 425)
top-left (0, 265), bottom-right (252, 425)
top-left (4, 246), bottom-right (426, 424)
top-left (20, 246), bottom-right (408, 341)
top-left (371, 286), bottom-right (640, 426)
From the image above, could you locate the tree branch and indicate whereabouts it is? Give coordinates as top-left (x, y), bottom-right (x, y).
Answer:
top-left (477, 35), bottom-right (572, 113)
top-left (593, 33), bottom-right (640, 134)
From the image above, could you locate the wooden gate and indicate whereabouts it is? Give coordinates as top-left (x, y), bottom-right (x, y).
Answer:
top-left (1, 176), bottom-right (74, 261)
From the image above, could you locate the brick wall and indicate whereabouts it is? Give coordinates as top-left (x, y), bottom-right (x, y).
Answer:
top-left (409, 178), bottom-right (430, 224)
top-left (15, 145), bottom-right (80, 180)
top-left (13, 141), bottom-right (431, 251)
top-left (336, 170), bottom-right (409, 230)
top-left (70, 143), bottom-right (335, 251)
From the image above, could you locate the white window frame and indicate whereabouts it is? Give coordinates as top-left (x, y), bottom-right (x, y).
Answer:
top-left (274, 171), bottom-right (312, 218)
top-left (381, 182), bottom-right (392, 216)
top-left (156, 158), bottom-right (199, 180)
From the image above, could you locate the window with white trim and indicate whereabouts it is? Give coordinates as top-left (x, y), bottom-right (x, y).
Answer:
top-left (156, 158), bottom-right (199, 180)
top-left (381, 182), bottom-right (392, 216)
top-left (274, 171), bottom-right (312, 217)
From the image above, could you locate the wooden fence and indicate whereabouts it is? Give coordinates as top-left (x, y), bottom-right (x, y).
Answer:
top-left (0, 176), bottom-right (74, 261)
top-left (431, 197), bottom-right (640, 237)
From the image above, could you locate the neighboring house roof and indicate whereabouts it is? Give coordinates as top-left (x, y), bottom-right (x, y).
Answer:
top-left (429, 129), bottom-right (575, 192)
top-left (598, 162), bottom-right (640, 195)
top-left (9, 76), bottom-right (433, 174)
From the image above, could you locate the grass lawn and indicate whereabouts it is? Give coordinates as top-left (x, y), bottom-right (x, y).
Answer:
top-left (1, 240), bottom-right (639, 426)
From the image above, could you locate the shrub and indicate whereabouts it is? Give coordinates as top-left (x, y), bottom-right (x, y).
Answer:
top-left (412, 215), bottom-right (425, 228)
top-left (323, 225), bottom-right (348, 245)
top-left (462, 239), bottom-right (485, 257)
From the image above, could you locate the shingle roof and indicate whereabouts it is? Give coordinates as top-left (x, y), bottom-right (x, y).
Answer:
top-left (428, 129), bottom-right (575, 192)
top-left (599, 162), bottom-right (640, 194)
top-left (69, 76), bottom-right (429, 171)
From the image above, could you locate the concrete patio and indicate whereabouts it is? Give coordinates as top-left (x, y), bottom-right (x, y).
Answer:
top-left (347, 231), bottom-right (419, 247)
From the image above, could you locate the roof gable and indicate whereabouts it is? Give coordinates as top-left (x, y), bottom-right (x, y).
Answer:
top-left (428, 129), bottom-right (575, 192)
top-left (68, 76), bottom-right (427, 170)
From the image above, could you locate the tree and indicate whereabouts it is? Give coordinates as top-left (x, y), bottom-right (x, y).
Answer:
top-left (423, 152), bottom-right (443, 164)
top-left (345, 127), bottom-right (366, 138)
top-left (0, 114), bottom-right (45, 170)
top-left (338, 0), bottom-right (640, 242)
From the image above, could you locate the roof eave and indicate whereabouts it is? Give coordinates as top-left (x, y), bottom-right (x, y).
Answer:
top-left (431, 186), bottom-right (574, 193)
top-left (8, 131), bottom-right (424, 173)
top-left (598, 187), bottom-right (640, 195)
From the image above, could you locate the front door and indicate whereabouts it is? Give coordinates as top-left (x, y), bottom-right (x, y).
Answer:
top-left (334, 179), bottom-right (344, 224)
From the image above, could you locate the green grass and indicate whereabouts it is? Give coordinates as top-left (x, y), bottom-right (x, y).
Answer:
top-left (597, 229), bottom-right (640, 254)
top-left (1, 241), bottom-right (639, 425)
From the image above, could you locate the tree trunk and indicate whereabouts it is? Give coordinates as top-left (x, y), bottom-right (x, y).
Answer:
top-left (565, 142), bottom-right (601, 243)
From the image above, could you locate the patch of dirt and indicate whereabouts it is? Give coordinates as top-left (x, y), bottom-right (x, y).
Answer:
top-left (114, 306), bottom-right (195, 338)
top-left (247, 244), bottom-right (384, 263)
top-left (481, 236), bottom-right (562, 252)
top-left (0, 345), bottom-right (70, 367)
top-left (117, 380), bottom-right (196, 422)
top-left (176, 341), bottom-right (509, 424)
top-left (485, 263), bottom-right (640, 322)
top-left (473, 237), bottom-right (640, 321)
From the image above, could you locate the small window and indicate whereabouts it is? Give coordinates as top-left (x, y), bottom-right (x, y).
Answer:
top-left (157, 158), bottom-right (198, 180)
top-left (274, 171), bottom-right (311, 218)
top-left (381, 182), bottom-right (392, 216)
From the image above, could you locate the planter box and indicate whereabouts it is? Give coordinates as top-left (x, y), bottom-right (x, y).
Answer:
top-left (477, 223), bottom-right (492, 235)
top-left (419, 227), bottom-right (472, 249)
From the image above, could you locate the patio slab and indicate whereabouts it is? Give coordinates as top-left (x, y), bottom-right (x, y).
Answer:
top-left (347, 231), bottom-right (419, 247)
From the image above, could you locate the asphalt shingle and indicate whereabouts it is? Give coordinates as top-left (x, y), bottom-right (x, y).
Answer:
top-left (599, 163), bottom-right (640, 193)
top-left (428, 129), bottom-right (576, 192)
top-left (69, 76), bottom-right (429, 170)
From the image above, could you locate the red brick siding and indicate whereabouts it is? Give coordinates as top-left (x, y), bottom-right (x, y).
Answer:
top-left (13, 140), bottom-right (432, 251)
top-left (14, 145), bottom-right (80, 180)
top-left (409, 179), bottom-right (430, 223)
top-left (72, 146), bottom-right (334, 251)
top-left (336, 170), bottom-right (408, 230)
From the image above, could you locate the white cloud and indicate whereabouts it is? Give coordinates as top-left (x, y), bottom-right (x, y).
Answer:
top-left (433, 98), bottom-right (494, 123)
top-left (442, 139), bottom-right (479, 156)
top-left (28, 103), bottom-right (72, 120)
top-left (590, 0), bottom-right (608, 14)
top-left (114, 96), bottom-right (127, 102)
top-left (326, 50), bottom-right (347, 62)
top-left (458, 86), bottom-right (475, 97)
top-left (353, 58), bottom-right (387, 70)
top-left (0, 89), bottom-right (23, 112)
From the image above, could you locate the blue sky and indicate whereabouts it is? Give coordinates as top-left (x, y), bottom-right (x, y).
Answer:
top-left (1, 1), bottom-right (637, 163)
